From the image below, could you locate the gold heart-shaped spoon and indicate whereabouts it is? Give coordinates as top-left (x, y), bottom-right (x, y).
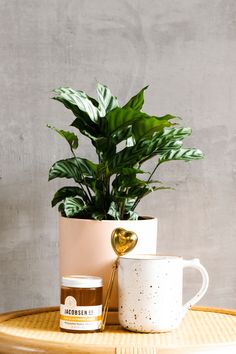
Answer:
top-left (111, 227), bottom-right (138, 256)
top-left (101, 228), bottom-right (138, 331)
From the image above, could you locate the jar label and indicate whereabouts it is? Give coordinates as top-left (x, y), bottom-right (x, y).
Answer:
top-left (60, 297), bottom-right (102, 331)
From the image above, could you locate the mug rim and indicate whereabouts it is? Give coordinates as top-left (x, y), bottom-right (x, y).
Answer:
top-left (119, 254), bottom-right (183, 260)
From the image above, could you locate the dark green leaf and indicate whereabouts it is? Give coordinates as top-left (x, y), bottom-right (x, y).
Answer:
top-left (92, 136), bottom-right (116, 159)
top-left (112, 174), bottom-right (146, 190)
top-left (132, 116), bottom-right (172, 140)
top-left (71, 117), bottom-right (100, 140)
top-left (124, 210), bottom-right (138, 220)
top-left (58, 202), bottom-right (66, 216)
top-left (87, 95), bottom-right (99, 107)
top-left (111, 167), bottom-right (145, 176)
top-left (51, 186), bottom-right (88, 207)
top-left (91, 211), bottom-right (107, 220)
top-left (107, 107), bottom-right (149, 135)
top-left (110, 125), bottom-right (133, 146)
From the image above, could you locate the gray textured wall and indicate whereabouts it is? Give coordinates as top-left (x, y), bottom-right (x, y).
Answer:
top-left (0, 0), bottom-right (236, 313)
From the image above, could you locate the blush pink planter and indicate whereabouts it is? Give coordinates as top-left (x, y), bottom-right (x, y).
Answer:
top-left (59, 216), bottom-right (158, 309)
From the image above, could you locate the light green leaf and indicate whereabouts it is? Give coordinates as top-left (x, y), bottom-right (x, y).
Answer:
top-left (107, 202), bottom-right (120, 220)
top-left (64, 197), bottom-right (85, 217)
top-left (53, 87), bottom-right (99, 123)
top-left (126, 136), bottom-right (135, 147)
top-left (96, 83), bottom-right (119, 117)
top-left (47, 125), bottom-right (78, 151)
top-left (159, 148), bottom-right (203, 163)
top-left (132, 116), bottom-right (172, 140)
top-left (123, 86), bottom-right (148, 111)
top-left (154, 114), bottom-right (179, 121)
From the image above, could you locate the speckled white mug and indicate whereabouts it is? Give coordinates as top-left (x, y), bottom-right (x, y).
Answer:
top-left (118, 255), bottom-right (209, 333)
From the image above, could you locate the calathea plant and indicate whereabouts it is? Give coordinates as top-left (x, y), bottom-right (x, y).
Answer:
top-left (48, 83), bottom-right (203, 220)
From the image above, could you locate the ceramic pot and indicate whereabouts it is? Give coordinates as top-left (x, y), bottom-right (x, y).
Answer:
top-left (59, 216), bottom-right (158, 309)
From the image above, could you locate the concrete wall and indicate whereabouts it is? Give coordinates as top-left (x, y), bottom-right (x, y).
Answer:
top-left (0, 0), bottom-right (236, 312)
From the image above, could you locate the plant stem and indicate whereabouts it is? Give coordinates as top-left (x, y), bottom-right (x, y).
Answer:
top-left (120, 186), bottom-right (129, 219)
top-left (147, 161), bottom-right (161, 183)
top-left (72, 149), bottom-right (93, 203)
top-left (132, 161), bottom-right (161, 211)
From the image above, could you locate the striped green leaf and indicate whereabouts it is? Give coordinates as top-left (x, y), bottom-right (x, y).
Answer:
top-left (48, 158), bottom-right (97, 183)
top-left (51, 186), bottom-right (88, 207)
top-left (53, 96), bottom-right (90, 121)
top-left (123, 86), bottom-right (148, 111)
top-left (123, 198), bottom-right (138, 220)
top-left (159, 148), bottom-right (203, 163)
top-left (110, 127), bottom-right (188, 169)
top-left (53, 96), bottom-right (100, 140)
top-left (138, 127), bottom-right (193, 162)
top-left (47, 125), bottom-right (78, 151)
top-left (97, 83), bottom-right (119, 117)
top-left (64, 197), bottom-right (85, 217)
top-left (107, 201), bottom-right (120, 220)
top-left (49, 83), bottom-right (204, 220)
top-left (151, 127), bottom-right (192, 142)
top-left (53, 87), bottom-right (99, 123)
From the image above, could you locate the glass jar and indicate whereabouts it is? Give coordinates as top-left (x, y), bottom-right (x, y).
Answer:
top-left (60, 275), bottom-right (103, 332)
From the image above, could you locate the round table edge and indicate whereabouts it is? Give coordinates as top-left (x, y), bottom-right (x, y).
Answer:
top-left (0, 306), bottom-right (236, 354)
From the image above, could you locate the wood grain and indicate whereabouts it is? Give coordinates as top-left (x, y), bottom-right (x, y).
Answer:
top-left (0, 306), bottom-right (236, 354)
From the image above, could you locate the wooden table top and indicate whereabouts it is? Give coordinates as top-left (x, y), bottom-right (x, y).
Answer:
top-left (0, 306), bottom-right (236, 354)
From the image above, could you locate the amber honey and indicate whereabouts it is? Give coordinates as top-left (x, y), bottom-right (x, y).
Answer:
top-left (60, 275), bottom-right (103, 332)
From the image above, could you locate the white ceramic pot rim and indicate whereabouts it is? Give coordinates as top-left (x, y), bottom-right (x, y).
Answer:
top-left (60, 216), bottom-right (157, 223)
top-left (120, 254), bottom-right (183, 261)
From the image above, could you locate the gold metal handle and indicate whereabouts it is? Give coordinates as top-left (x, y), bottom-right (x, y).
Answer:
top-left (100, 227), bottom-right (138, 331)
top-left (100, 258), bottom-right (118, 331)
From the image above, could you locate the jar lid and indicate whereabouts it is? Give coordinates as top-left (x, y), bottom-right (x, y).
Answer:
top-left (61, 275), bottom-right (103, 288)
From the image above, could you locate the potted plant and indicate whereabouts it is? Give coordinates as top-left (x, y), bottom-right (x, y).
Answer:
top-left (48, 83), bottom-right (203, 307)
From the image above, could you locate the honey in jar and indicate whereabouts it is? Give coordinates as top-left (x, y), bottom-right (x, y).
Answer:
top-left (60, 275), bottom-right (103, 332)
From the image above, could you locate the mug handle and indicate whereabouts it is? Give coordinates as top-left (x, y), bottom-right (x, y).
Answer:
top-left (182, 258), bottom-right (209, 317)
